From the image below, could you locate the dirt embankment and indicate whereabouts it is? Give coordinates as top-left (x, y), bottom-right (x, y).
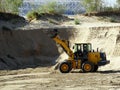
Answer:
top-left (0, 29), bottom-right (57, 69)
top-left (0, 28), bottom-right (74, 70)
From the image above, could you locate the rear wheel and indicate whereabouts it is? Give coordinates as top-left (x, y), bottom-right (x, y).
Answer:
top-left (59, 61), bottom-right (72, 73)
top-left (82, 61), bottom-right (94, 73)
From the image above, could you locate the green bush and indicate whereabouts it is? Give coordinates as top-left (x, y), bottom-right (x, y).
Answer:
top-left (82, 0), bottom-right (101, 13)
top-left (37, 2), bottom-right (65, 14)
top-left (26, 11), bottom-right (38, 21)
top-left (0, 0), bottom-right (23, 14)
top-left (75, 18), bottom-right (80, 25)
top-left (109, 18), bottom-right (116, 22)
top-left (26, 1), bottom-right (66, 21)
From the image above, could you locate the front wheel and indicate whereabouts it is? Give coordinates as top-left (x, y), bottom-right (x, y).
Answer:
top-left (59, 61), bottom-right (72, 73)
top-left (82, 61), bottom-right (94, 73)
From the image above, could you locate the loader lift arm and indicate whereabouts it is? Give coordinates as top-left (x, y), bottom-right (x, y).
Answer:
top-left (51, 29), bottom-right (74, 60)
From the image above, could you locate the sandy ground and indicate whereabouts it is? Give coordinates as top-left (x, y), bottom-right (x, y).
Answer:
top-left (0, 66), bottom-right (120, 90)
top-left (0, 57), bottom-right (120, 90)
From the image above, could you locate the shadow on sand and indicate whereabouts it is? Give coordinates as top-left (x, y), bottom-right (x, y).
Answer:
top-left (70, 70), bottom-right (120, 74)
top-left (98, 70), bottom-right (120, 74)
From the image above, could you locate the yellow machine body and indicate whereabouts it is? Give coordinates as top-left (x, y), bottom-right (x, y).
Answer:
top-left (88, 52), bottom-right (101, 65)
top-left (70, 52), bottom-right (101, 69)
top-left (71, 60), bottom-right (81, 69)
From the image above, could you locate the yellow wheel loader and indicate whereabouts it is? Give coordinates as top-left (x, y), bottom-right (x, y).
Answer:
top-left (50, 29), bottom-right (110, 73)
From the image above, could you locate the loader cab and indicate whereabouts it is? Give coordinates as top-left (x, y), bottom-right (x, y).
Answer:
top-left (73, 43), bottom-right (92, 53)
top-left (73, 43), bottom-right (92, 59)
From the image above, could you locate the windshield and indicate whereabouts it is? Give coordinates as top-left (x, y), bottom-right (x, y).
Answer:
top-left (74, 43), bottom-right (92, 52)
top-left (84, 44), bottom-right (92, 52)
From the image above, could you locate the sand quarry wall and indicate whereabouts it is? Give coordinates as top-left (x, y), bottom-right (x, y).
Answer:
top-left (0, 26), bottom-right (120, 70)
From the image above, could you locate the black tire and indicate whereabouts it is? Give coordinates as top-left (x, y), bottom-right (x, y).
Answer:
top-left (93, 65), bottom-right (98, 72)
top-left (59, 61), bottom-right (72, 73)
top-left (82, 61), bottom-right (94, 73)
